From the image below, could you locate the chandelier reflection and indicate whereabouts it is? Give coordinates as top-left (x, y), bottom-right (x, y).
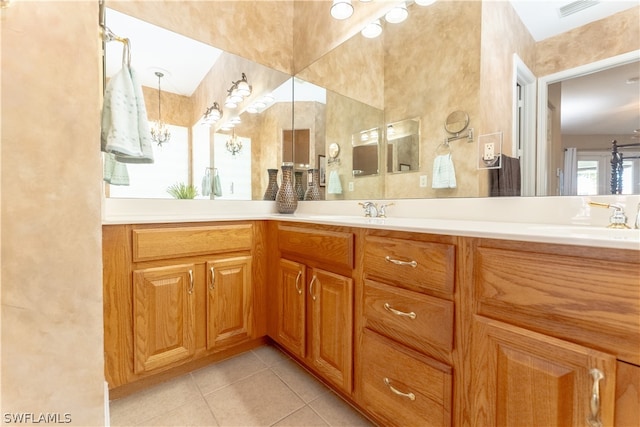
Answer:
top-left (226, 129), bottom-right (243, 156)
top-left (150, 71), bottom-right (171, 146)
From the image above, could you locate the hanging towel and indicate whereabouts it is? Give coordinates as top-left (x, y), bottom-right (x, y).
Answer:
top-left (201, 170), bottom-right (211, 197)
top-left (432, 153), bottom-right (457, 189)
top-left (103, 153), bottom-right (130, 186)
top-left (489, 154), bottom-right (521, 197)
top-left (327, 170), bottom-right (343, 194)
top-left (101, 65), bottom-right (154, 164)
top-left (212, 171), bottom-right (222, 197)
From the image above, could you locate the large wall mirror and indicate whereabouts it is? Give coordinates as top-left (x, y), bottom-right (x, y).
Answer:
top-left (102, 1), bottom-right (639, 201)
top-left (102, 5), bottom-right (293, 201)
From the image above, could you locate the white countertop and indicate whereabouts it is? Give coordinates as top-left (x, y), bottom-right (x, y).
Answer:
top-left (278, 213), bottom-right (640, 250)
top-left (102, 196), bottom-right (640, 250)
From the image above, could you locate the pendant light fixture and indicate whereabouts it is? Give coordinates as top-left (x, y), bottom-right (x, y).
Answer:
top-left (150, 71), bottom-right (171, 146)
top-left (226, 129), bottom-right (243, 156)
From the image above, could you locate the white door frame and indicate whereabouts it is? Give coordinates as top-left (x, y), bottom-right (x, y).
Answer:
top-left (513, 54), bottom-right (536, 196)
top-left (536, 50), bottom-right (640, 196)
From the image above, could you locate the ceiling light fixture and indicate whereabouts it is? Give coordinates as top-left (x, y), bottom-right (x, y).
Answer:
top-left (331, 0), bottom-right (354, 20)
top-left (414, 0), bottom-right (436, 6)
top-left (361, 19), bottom-right (383, 38)
top-left (226, 129), bottom-right (243, 156)
top-left (385, 2), bottom-right (408, 24)
top-left (150, 71), bottom-right (171, 146)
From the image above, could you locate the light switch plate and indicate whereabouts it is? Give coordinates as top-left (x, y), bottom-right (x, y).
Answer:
top-left (348, 181), bottom-right (354, 191)
top-left (419, 175), bottom-right (427, 187)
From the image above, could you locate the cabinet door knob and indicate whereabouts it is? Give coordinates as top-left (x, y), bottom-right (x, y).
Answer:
top-left (384, 303), bottom-right (417, 320)
top-left (383, 377), bottom-right (415, 401)
top-left (309, 275), bottom-right (318, 301)
top-left (188, 269), bottom-right (194, 295)
top-left (385, 256), bottom-right (417, 268)
top-left (209, 266), bottom-right (215, 291)
top-left (295, 271), bottom-right (302, 295)
top-left (587, 368), bottom-right (604, 427)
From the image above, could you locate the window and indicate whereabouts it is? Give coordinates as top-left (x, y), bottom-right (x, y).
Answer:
top-left (108, 125), bottom-right (189, 199)
top-left (576, 151), bottom-right (639, 195)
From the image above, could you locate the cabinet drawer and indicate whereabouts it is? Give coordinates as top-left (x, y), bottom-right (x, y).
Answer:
top-left (277, 224), bottom-right (354, 270)
top-left (133, 224), bottom-right (253, 262)
top-left (475, 245), bottom-right (640, 365)
top-left (364, 236), bottom-right (455, 295)
top-left (363, 279), bottom-right (454, 356)
top-left (360, 329), bottom-right (452, 427)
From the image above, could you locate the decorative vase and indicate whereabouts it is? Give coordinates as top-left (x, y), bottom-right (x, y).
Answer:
top-left (294, 171), bottom-right (305, 200)
top-left (263, 168), bottom-right (279, 200)
top-left (304, 168), bottom-right (322, 201)
top-left (276, 163), bottom-right (298, 214)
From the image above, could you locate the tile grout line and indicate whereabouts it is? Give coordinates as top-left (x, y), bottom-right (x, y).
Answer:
top-left (189, 371), bottom-right (223, 427)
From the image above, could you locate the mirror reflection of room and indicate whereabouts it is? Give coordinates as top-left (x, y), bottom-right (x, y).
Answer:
top-left (102, 1), bottom-right (640, 201)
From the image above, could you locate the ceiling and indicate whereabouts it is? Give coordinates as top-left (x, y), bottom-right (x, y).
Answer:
top-left (508, 0), bottom-right (638, 42)
top-left (104, 8), bottom-right (221, 96)
top-left (559, 61), bottom-right (640, 135)
top-left (105, 2), bottom-right (639, 136)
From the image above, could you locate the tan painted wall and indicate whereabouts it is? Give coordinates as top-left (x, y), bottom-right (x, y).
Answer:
top-left (1, 2), bottom-right (106, 425)
top-left (384, 1), bottom-right (483, 199)
top-left (535, 6), bottom-right (640, 77)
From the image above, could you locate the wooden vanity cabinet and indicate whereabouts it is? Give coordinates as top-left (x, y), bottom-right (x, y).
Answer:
top-left (132, 264), bottom-right (196, 374)
top-left (270, 223), bottom-right (355, 394)
top-left (468, 238), bottom-right (640, 427)
top-left (356, 230), bottom-right (458, 427)
top-left (103, 222), bottom-right (265, 395)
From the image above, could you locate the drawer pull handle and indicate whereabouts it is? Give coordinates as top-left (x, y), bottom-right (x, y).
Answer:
top-left (384, 377), bottom-right (415, 401)
top-left (295, 271), bottom-right (302, 295)
top-left (188, 269), bottom-right (194, 295)
top-left (384, 303), bottom-right (417, 320)
top-left (209, 266), bottom-right (215, 291)
top-left (385, 256), bottom-right (417, 268)
top-left (309, 275), bottom-right (318, 301)
top-left (587, 368), bottom-right (604, 427)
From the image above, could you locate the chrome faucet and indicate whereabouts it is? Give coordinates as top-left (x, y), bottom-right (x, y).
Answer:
top-left (378, 203), bottom-right (394, 218)
top-left (359, 201), bottom-right (378, 218)
top-left (358, 202), bottom-right (394, 218)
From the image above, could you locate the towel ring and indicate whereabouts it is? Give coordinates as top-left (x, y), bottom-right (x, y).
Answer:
top-left (435, 140), bottom-right (452, 155)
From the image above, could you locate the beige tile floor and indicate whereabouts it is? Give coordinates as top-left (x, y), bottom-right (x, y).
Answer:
top-left (109, 344), bottom-right (375, 427)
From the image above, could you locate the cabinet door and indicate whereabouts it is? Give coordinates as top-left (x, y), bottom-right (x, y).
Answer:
top-left (309, 268), bottom-right (353, 393)
top-left (276, 259), bottom-right (306, 358)
top-left (133, 264), bottom-right (196, 374)
top-left (206, 256), bottom-right (253, 350)
top-left (473, 317), bottom-right (616, 427)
